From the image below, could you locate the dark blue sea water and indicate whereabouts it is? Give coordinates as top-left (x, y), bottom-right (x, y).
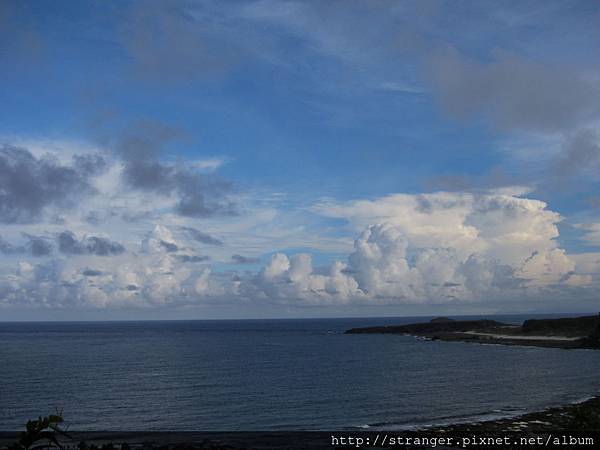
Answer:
top-left (1, 316), bottom-right (600, 431)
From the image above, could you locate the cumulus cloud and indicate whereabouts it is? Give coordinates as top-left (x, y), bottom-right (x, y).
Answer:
top-left (191, 191), bottom-right (593, 308)
top-left (314, 192), bottom-right (565, 267)
top-left (241, 223), bottom-right (520, 305)
top-left (0, 255), bottom-right (194, 309)
top-left (0, 223), bottom-right (217, 309)
top-left (242, 252), bottom-right (357, 304)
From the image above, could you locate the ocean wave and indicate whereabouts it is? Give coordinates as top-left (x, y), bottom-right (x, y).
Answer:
top-left (360, 408), bottom-right (528, 431)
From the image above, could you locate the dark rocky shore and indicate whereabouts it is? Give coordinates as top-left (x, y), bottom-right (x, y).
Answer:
top-left (345, 315), bottom-right (600, 349)
top-left (2, 398), bottom-right (599, 450)
top-left (420, 395), bottom-right (600, 435)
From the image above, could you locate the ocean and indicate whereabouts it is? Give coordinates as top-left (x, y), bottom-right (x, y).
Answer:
top-left (1, 316), bottom-right (600, 431)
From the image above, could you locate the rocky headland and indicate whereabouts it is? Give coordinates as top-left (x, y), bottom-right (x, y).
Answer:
top-left (345, 314), bottom-right (600, 349)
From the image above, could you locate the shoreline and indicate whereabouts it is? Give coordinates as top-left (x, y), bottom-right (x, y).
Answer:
top-left (2, 397), bottom-right (599, 449)
top-left (358, 396), bottom-right (600, 449)
top-left (345, 315), bottom-right (600, 350)
top-left (0, 394), bottom-right (600, 442)
top-left (410, 331), bottom-right (588, 349)
top-left (418, 394), bottom-right (600, 436)
top-left (347, 330), bottom-right (590, 350)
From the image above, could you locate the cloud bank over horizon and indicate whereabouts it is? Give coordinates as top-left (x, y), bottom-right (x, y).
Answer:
top-left (0, 142), bottom-right (598, 314)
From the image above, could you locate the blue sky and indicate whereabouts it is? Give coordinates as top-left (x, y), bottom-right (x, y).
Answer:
top-left (1, 0), bottom-right (600, 319)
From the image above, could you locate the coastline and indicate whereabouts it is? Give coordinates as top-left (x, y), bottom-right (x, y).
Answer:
top-left (419, 394), bottom-right (600, 436)
top-left (345, 315), bottom-right (600, 350)
top-left (2, 397), bottom-right (598, 449)
top-left (406, 331), bottom-right (587, 349)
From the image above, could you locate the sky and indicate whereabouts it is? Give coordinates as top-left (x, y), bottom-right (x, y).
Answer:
top-left (1, 0), bottom-right (600, 320)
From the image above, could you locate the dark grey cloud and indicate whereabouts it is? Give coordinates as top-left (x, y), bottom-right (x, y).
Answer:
top-left (528, 129), bottom-right (600, 195)
top-left (427, 49), bottom-right (600, 133)
top-left (124, 161), bottom-right (173, 191)
top-left (0, 234), bottom-right (52, 257)
top-left (72, 153), bottom-right (108, 177)
top-left (57, 231), bottom-right (125, 256)
top-left (112, 121), bottom-right (236, 218)
top-left (84, 211), bottom-right (102, 225)
top-left (57, 231), bottom-right (85, 254)
top-left (180, 226), bottom-right (223, 245)
top-left (25, 234), bottom-right (53, 256)
top-left (160, 240), bottom-right (179, 252)
top-left (176, 254), bottom-right (210, 263)
top-left (551, 129), bottom-right (600, 178)
top-left (175, 172), bottom-right (235, 217)
top-left (231, 254), bottom-right (260, 264)
top-left (116, 121), bottom-right (181, 190)
top-left (120, 210), bottom-right (153, 223)
top-left (586, 196), bottom-right (600, 209)
top-left (422, 48), bottom-right (600, 193)
top-left (0, 145), bottom-right (106, 223)
top-left (82, 268), bottom-right (103, 277)
top-left (85, 236), bottom-right (126, 256)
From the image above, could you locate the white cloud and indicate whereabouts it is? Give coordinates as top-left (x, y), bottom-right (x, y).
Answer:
top-left (190, 158), bottom-right (227, 172)
top-left (245, 222), bottom-right (516, 305)
top-left (314, 192), bottom-right (563, 267)
top-left (248, 252), bottom-right (358, 305)
top-left (233, 191), bottom-right (598, 307)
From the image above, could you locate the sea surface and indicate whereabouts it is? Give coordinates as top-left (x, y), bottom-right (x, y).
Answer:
top-left (1, 316), bottom-right (600, 431)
